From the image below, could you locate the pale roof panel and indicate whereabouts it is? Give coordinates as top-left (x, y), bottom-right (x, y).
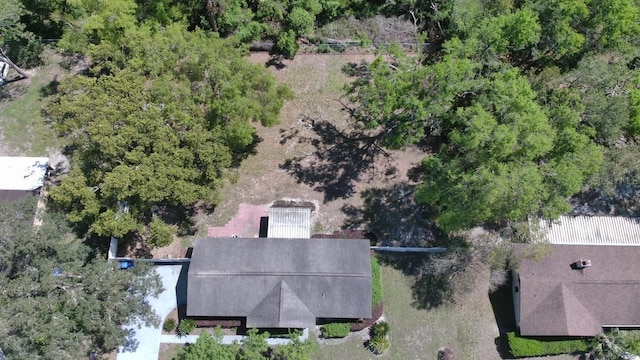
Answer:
top-left (0, 157), bottom-right (49, 191)
top-left (535, 216), bottom-right (640, 245)
top-left (267, 207), bottom-right (311, 239)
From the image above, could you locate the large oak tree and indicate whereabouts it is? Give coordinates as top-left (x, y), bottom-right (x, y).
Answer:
top-left (46, 24), bottom-right (292, 245)
top-left (0, 197), bottom-right (163, 359)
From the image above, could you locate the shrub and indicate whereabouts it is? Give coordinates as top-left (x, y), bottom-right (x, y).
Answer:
top-left (317, 44), bottom-right (331, 53)
top-left (177, 319), bottom-right (197, 337)
top-left (372, 321), bottom-right (390, 338)
top-left (322, 323), bottom-right (350, 338)
top-left (163, 318), bottom-right (176, 332)
top-left (371, 256), bottom-right (382, 307)
top-left (369, 336), bottom-right (390, 354)
top-left (507, 332), bottom-right (588, 357)
top-left (148, 216), bottom-right (174, 247)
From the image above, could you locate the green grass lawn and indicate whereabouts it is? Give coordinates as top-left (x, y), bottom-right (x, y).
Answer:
top-left (313, 264), bottom-right (583, 360)
top-left (0, 53), bottom-right (63, 156)
top-left (314, 264), bottom-right (502, 360)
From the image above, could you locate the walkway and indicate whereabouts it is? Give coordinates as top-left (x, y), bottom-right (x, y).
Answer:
top-left (117, 265), bottom-right (185, 360)
top-left (207, 204), bottom-right (269, 238)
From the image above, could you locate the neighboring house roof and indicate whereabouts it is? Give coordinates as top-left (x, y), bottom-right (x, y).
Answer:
top-left (187, 237), bottom-right (372, 328)
top-left (267, 207), bottom-right (311, 239)
top-left (0, 157), bottom-right (49, 202)
top-left (533, 216), bottom-right (640, 246)
top-left (517, 244), bottom-right (640, 336)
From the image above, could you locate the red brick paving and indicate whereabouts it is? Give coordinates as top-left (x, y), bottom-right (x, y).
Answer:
top-left (207, 204), bottom-right (270, 238)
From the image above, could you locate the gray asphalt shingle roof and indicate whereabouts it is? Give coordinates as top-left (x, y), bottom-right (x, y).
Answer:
top-left (187, 237), bottom-right (372, 328)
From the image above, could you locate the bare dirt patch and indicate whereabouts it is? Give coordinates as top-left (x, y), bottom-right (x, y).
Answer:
top-left (196, 53), bottom-right (426, 236)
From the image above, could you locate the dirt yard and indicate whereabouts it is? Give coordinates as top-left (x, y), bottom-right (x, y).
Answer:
top-left (179, 52), bottom-right (585, 360)
top-left (191, 52), bottom-right (426, 241)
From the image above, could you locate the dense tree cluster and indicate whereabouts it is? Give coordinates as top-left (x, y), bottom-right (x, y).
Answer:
top-left (46, 24), bottom-right (292, 245)
top-left (0, 197), bottom-right (163, 359)
top-left (0, 0), bottom-right (45, 67)
top-left (345, 0), bottom-right (640, 231)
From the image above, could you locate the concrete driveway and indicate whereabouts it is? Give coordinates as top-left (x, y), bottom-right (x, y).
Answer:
top-left (118, 264), bottom-right (187, 360)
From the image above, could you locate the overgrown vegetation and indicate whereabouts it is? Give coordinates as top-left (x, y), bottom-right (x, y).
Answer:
top-left (344, 1), bottom-right (640, 233)
top-left (175, 327), bottom-right (314, 360)
top-left (0, 197), bottom-right (163, 359)
top-left (45, 24), bottom-right (293, 246)
top-left (507, 332), bottom-right (588, 357)
top-left (589, 328), bottom-right (640, 360)
top-left (321, 323), bottom-right (351, 338)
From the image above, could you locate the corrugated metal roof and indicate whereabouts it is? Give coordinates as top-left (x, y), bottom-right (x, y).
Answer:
top-left (267, 207), bottom-right (311, 239)
top-left (533, 216), bottom-right (640, 245)
top-left (0, 157), bottom-right (48, 190)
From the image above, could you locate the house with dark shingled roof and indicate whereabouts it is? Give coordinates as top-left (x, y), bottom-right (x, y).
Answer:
top-left (186, 237), bottom-right (372, 328)
top-left (514, 244), bottom-right (640, 336)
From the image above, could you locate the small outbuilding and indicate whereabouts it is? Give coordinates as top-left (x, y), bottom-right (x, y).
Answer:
top-left (187, 237), bottom-right (372, 328)
top-left (0, 156), bottom-right (49, 201)
top-left (267, 207), bottom-right (311, 239)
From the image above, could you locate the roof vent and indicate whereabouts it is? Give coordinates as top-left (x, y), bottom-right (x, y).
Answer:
top-left (572, 259), bottom-right (591, 269)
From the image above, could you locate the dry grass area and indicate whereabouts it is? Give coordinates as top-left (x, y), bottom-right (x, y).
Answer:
top-left (193, 53), bottom-right (426, 238)
top-left (158, 344), bottom-right (182, 360)
top-left (314, 264), bottom-right (582, 360)
top-left (185, 53), bottom-right (586, 360)
top-left (314, 264), bottom-right (502, 360)
top-left (0, 51), bottom-right (64, 156)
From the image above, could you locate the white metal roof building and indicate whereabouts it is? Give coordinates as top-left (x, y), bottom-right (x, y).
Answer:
top-left (267, 207), bottom-right (311, 239)
top-left (533, 216), bottom-right (640, 246)
top-left (0, 156), bottom-right (49, 190)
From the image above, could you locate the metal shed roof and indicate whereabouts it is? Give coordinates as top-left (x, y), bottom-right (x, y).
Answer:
top-left (267, 207), bottom-right (311, 239)
top-left (0, 157), bottom-right (48, 191)
top-left (533, 216), bottom-right (640, 246)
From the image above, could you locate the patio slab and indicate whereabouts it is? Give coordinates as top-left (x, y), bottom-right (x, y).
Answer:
top-left (207, 204), bottom-right (269, 238)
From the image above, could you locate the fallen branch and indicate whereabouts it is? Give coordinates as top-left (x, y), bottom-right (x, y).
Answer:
top-left (0, 47), bottom-right (29, 80)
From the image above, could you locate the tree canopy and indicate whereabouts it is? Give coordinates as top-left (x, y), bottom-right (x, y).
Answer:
top-left (46, 24), bottom-right (292, 245)
top-left (0, 0), bottom-right (45, 67)
top-left (342, 0), bottom-right (640, 231)
top-left (0, 196), bottom-right (163, 359)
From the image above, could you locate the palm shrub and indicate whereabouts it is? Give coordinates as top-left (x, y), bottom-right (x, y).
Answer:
top-left (163, 318), bottom-right (176, 332)
top-left (372, 321), bottom-right (390, 338)
top-left (369, 336), bottom-right (390, 354)
top-left (177, 319), bottom-right (197, 337)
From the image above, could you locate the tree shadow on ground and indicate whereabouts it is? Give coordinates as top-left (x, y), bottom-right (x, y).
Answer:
top-left (120, 328), bottom-right (139, 352)
top-left (0, 81), bottom-right (28, 101)
top-left (341, 182), bottom-right (438, 247)
top-left (280, 117), bottom-right (391, 203)
top-left (570, 186), bottom-right (640, 217)
top-left (341, 181), bottom-right (473, 309)
top-left (39, 76), bottom-right (59, 98)
top-left (490, 282), bottom-right (517, 359)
